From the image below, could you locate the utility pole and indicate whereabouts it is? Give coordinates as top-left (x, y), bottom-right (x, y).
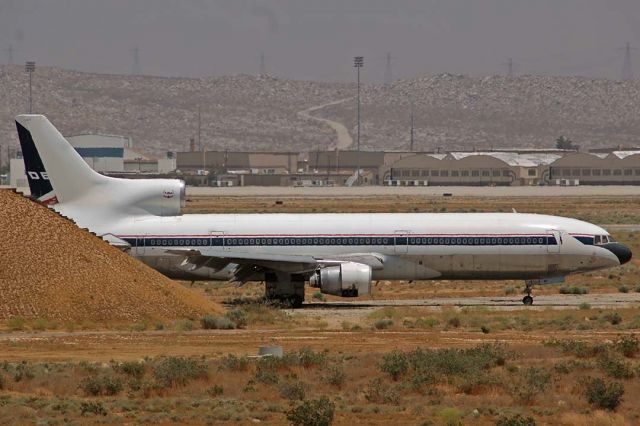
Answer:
top-left (409, 96), bottom-right (415, 152)
top-left (503, 57), bottom-right (517, 77)
top-left (621, 41), bottom-right (636, 81)
top-left (5, 44), bottom-right (14, 65)
top-left (384, 52), bottom-right (393, 86)
top-left (354, 56), bottom-right (364, 185)
top-left (25, 61), bottom-right (35, 113)
top-left (131, 46), bottom-right (141, 75)
top-left (259, 52), bottom-right (266, 75)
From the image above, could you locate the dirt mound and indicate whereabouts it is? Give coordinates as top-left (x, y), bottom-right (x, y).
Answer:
top-left (0, 190), bottom-right (222, 323)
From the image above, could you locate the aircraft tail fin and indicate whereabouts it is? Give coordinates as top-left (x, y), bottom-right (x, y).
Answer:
top-left (15, 115), bottom-right (107, 204)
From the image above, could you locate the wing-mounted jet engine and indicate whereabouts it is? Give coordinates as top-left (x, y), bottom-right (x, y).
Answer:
top-left (309, 262), bottom-right (372, 297)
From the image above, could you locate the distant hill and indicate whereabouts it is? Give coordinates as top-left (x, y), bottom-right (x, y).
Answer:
top-left (318, 74), bottom-right (640, 152)
top-left (1, 66), bottom-right (639, 157)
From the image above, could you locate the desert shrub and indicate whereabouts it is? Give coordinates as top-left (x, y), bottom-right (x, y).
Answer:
top-left (379, 350), bottom-right (409, 381)
top-left (80, 375), bottom-right (123, 396)
top-left (374, 319), bottom-right (393, 330)
top-left (410, 372), bottom-right (437, 393)
top-left (7, 316), bottom-right (25, 331)
top-left (279, 381), bottom-right (306, 401)
top-left (225, 309), bottom-right (248, 328)
top-left (439, 407), bottom-right (463, 426)
top-left (206, 384), bottom-right (224, 397)
top-left (13, 362), bottom-right (34, 382)
top-left (201, 315), bottom-right (236, 330)
top-left (481, 325), bottom-right (491, 334)
top-left (559, 286), bottom-right (588, 295)
top-left (618, 285), bottom-right (629, 293)
top-left (597, 352), bottom-right (634, 379)
top-left (504, 286), bottom-right (516, 295)
top-left (554, 360), bottom-right (590, 375)
top-left (286, 396), bottom-right (335, 426)
top-left (614, 335), bottom-right (639, 357)
top-left (312, 291), bottom-right (326, 302)
top-left (447, 317), bottom-right (461, 328)
top-left (413, 318), bottom-right (439, 328)
top-left (253, 357), bottom-right (282, 385)
top-left (408, 343), bottom-right (508, 381)
top-left (364, 378), bottom-right (400, 405)
top-left (0, 374), bottom-right (4, 390)
top-left (512, 367), bottom-right (551, 403)
top-left (175, 319), bottom-right (194, 331)
top-left (322, 365), bottom-right (346, 387)
top-left (545, 339), bottom-right (606, 358)
top-left (584, 377), bottom-right (624, 410)
top-left (80, 401), bottom-right (107, 416)
top-left (153, 357), bottom-right (208, 387)
top-left (579, 302), bottom-right (591, 310)
top-left (219, 354), bottom-right (250, 372)
top-left (496, 414), bottom-right (536, 426)
top-left (295, 347), bottom-right (326, 368)
top-left (603, 312), bottom-right (623, 325)
top-left (116, 361), bottom-right (145, 379)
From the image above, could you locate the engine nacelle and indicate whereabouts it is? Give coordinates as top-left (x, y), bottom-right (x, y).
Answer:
top-left (116, 178), bottom-right (186, 216)
top-left (309, 262), bottom-right (372, 297)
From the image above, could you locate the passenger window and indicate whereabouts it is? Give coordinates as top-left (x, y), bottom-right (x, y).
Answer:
top-left (497, 238), bottom-right (502, 244)
top-left (509, 238), bottom-right (514, 244)
top-left (526, 238), bottom-right (531, 244)
top-left (462, 238), bottom-right (467, 244)
top-left (383, 238), bottom-right (388, 244)
top-left (474, 238), bottom-right (479, 245)
top-left (491, 238), bottom-right (496, 244)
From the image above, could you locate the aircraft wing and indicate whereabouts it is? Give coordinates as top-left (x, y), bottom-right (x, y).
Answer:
top-left (165, 249), bottom-right (386, 283)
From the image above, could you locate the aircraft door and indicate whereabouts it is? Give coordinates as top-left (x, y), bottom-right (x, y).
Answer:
top-left (135, 235), bottom-right (146, 256)
top-left (394, 231), bottom-right (409, 254)
top-left (547, 230), bottom-right (561, 253)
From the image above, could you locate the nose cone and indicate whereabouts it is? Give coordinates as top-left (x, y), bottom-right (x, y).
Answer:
top-left (603, 243), bottom-right (633, 265)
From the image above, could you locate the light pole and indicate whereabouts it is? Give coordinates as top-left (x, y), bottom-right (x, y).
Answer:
top-left (410, 96), bottom-right (415, 152)
top-left (25, 61), bottom-right (35, 113)
top-left (354, 56), bottom-right (363, 184)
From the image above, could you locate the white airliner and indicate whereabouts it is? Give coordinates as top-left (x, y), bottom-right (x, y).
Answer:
top-left (15, 115), bottom-right (631, 306)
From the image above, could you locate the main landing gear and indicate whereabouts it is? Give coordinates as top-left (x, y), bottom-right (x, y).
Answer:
top-left (522, 282), bottom-right (534, 306)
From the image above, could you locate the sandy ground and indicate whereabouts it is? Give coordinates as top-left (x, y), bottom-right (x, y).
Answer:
top-left (187, 185), bottom-right (640, 197)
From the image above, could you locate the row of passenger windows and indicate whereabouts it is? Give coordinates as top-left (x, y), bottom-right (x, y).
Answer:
top-left (408, 236), bottom-right (550, 245)
top-left (552, 168), bottom-right (640, 177)
top-left (393, 169), bottom-right (511, 178)
top-left (127, 236), bottom-right (555, 247)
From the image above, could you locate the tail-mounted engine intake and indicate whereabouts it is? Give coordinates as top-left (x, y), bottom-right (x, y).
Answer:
top-left (127, 179), bottom-right (186, 216)
top-left (309, 262), bottom-right (372, 297)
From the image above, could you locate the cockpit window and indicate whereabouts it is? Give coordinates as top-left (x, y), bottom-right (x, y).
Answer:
top-left (592, 235), bottom-right (613, 245)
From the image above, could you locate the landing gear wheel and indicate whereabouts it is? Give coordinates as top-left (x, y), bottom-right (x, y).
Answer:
top-left (522, 295), bottom-right (534, 306)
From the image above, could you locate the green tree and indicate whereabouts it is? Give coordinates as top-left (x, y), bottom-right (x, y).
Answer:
top-left (556, 136), bottom-right (576, 150)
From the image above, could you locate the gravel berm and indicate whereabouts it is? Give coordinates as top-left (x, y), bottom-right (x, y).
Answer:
top-left (0, 190), bottom-right (222, 322)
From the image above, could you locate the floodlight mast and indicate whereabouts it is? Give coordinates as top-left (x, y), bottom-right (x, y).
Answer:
top-left (25, 61), bottom-right (35, 113)
top-left (354, 56), bottom-right (363, 185)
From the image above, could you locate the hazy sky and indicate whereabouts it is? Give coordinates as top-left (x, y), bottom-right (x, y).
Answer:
top-left (1, 0), bottom-right (640, 82)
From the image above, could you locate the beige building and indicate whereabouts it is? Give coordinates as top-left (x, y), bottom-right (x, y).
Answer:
top-left (177, 151), bottom-right (299, 175)
top-left (549, 152), bottom-right (640, 184)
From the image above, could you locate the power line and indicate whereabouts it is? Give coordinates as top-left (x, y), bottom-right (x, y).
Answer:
top-left (620, 41), bottom-right (637, 81)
